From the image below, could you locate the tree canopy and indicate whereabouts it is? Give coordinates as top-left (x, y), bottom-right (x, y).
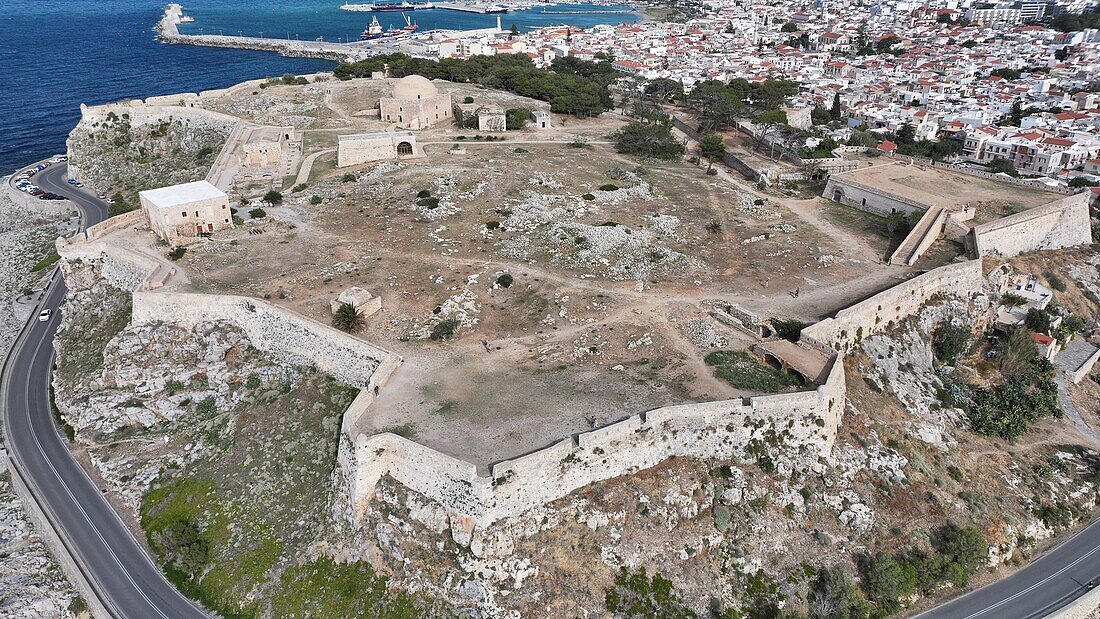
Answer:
top-left (333, 53), bottom-right (613, 117)
top-left (613, 121), bottom-right (684, 160)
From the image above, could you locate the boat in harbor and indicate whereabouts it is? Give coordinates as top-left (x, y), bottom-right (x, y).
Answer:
top-left (342, 0), bottom-right (435, 12)
top-left (360, 13), bottom-right (419, 39)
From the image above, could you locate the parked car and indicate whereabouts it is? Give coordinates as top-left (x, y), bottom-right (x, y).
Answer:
top-left (66, 178), bottom-right (77, 185)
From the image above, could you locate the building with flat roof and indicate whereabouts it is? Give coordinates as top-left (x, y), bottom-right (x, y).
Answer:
top-left (139, 181), bottom-right (233, 245)
top-left (337, 131), bottom-right (422, 168)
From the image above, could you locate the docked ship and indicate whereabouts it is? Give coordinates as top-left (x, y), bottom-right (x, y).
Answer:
top-left (342, 0), bottom-right (435, 12)
top-left (360, 14), bottom-right (419, 39)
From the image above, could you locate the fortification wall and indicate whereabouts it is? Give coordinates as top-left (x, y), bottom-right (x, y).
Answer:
top-left (822, 176), bottom-right (929, 217)
top-left (75, 102), bottom-right (239, 133)
top-left (969, 193), bottom-right (1092, 259)
top-left (348, 370), bottom-right (844, 527)
top-left (130, 292), bottom-right (396, 389)
top-left (800, 260), bottom-right (985, 354)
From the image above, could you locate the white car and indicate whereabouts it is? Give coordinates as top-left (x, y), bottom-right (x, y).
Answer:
top-left (37, 309), bottom-right (51, 322)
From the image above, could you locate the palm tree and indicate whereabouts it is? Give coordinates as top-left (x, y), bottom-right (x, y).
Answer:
top-left (332, 302), bottom-right (362, 332)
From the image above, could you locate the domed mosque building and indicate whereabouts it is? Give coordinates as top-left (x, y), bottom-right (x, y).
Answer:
top-left (379, 75), bottom-right (452, 130)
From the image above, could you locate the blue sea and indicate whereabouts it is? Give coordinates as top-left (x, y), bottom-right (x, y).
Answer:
top-left (0, 0), bottom-right (636, 175)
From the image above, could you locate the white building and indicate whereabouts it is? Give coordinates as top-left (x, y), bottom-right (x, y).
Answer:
top-left (337, 131), bottom-right (422, 168)
top-left (139, 181), bottom-right (233, 245)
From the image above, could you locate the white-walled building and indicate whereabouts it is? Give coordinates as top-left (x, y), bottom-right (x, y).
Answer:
top-left (139, 181), bottom-right (233, 245)
top-left (337, 131), bottom-right (422, 167)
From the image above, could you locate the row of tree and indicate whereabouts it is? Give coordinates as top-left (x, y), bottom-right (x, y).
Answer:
top-left (333, 53), bottom-right (614, 117)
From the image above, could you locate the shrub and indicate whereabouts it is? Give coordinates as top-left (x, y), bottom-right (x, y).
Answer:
top-left (417, 197), bottom-right (440, 209)
top-left (1025, 308), bottom-right (1051, 333)
top-left (705, 221), bottom-right (722, 234)
top-left (341, 173), bottom-right (357, 183)
top-left (168, 247), bottom-right (187, 261)
top-left (417, 189), bottom-right (431, 198)
top-left (262, 190), bottom-right (283, 205)
top-left (496, 273), bottom-right (514, 288)
top-left (604, 567), bottom-right (696, 619)
top-left (933, 323), bottom-right (971, 365)
top-left (485, 220), bottom-right (500, 230)
top-left (291, 183), bottom-right (309, 192)
top-left (248, 208), bottom-right (268, 219)
top-left (463, 96), bottom-right (475, 104)
top-left (598, 183), bottom-right (619, 191)
top-left (582, 193), bottom-right (596, 201)
top-left (430, 318), bottom-right (460, 341)
top-left (1001, 292), bottom-right (1027, 307)
top-left (309, 195), bottom-right (323, 205)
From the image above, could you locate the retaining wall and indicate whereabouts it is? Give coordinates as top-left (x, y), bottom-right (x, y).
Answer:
top-left (968, 193), bottom-right (1092, 259)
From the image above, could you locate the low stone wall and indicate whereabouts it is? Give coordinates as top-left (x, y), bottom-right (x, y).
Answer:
top-left (347, 356), bottom-right (845, 528)
top-left (801, 260), bottom-right (986, 355)
top-left (968, 193), bottom-right (1092, 259)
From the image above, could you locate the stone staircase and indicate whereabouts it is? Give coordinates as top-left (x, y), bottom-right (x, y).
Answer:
top-left (888, 204), bottom-right (947, 266)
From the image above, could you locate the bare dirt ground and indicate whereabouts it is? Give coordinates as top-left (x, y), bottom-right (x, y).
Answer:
top-left (835, 157), bottom-right (1054, 222)
top-left (165, 79), bottom-right (952, 464)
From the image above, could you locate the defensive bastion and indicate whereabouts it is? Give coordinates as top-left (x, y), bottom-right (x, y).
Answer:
top-left (53, 210), bottom-right (1000, 537)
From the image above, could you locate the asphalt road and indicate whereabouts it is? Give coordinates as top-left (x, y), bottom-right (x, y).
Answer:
top-left (2, 163), bottom-right (209, 619)
top-left (913, 517), bottom-right (1100, 619)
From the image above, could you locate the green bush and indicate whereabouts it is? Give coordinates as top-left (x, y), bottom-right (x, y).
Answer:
top-left (291, 183), bottom-right (309, 193)
top-left (496, 273), bottom-right (514, 288)
top-left (933, 323), bottom-right (971, 365)
top-left (417, 189), bottom-right (431, 198)
top-left (598, 183), bottom-right (619, 191)
top-left (1025, 308), bottom-right (1051, 333)
top-left (168, 247), bottom-right (187, 261)
top-left (262, 190), bottom-right (283, 205)
top-left (430, 318), bottom-right (460, 341)
top-left (341, 173), bottom-right (357, 183)
top-left (309, 195), bottom-right (323, 205)
top-left (417, 197), bottom-right (440, 209)
top-left (771, 318), bottom-right (808, 343)
top-left (604, 567), bottom-right (696, 619)
top-left (582, 193), bottom-right (596, 201)
top-left (249, 208), bottom-right (268, 219)
top-left (486, 220), bottom-right (500, 230)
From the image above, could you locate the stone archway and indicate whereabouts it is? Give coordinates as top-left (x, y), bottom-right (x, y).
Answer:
top-left (397, 141), bottom-right (413, 156)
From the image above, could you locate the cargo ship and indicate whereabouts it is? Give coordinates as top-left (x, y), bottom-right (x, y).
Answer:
top-left (360, 14), bottom-right (419, 39)
top-left (342, 1), bottom-right (435, 12)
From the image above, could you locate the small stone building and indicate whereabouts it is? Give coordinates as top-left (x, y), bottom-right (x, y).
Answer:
top-left (454, 102), bottom-right (506, 132)
top-left (379, 75), bottom-right (452, 130)
top-left (337, 131), bottom-right (422, 167)
top-left (532, 110), bottom-right (552, 130)
top-left (330, 287), bottom-right (382, 318)
top-left (139, 181), bottom-right (233, 245)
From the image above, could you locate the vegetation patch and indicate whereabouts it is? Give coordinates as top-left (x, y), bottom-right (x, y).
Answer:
top-left (705, 350), bottom-right (804, 392)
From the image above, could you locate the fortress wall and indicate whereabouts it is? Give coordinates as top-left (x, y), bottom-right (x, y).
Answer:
top-left (75, 102), bottom-right (239, 133)
top-left (800, 260), bottom-right (985, 354)
top-left (130, 292), bottom-right (395, 389)
top-left (348, 378), bottom-right (840, 528)
top-left (969, 193), bottom-right (1092, 259)
top-left (822, 176), bottom-right (929, 217)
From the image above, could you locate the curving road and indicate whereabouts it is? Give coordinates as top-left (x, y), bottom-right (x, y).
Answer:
top-left (1, 163), bottom-right (209, 619)
top-left (912, 517), bottom-right (1100, 618)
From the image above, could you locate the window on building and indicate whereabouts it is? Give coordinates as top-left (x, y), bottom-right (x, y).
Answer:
top-left (181, 211), bottom-right (187, 217)
top-left (224, 219), bottom-right (230, 223)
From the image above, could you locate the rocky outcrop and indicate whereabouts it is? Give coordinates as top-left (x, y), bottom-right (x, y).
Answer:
top-left (66, 105), bottom-right (234, 200)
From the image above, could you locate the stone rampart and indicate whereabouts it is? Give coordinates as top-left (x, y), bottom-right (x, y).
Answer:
top-left (130, 292), bottom-right (397, 389)
top-left (74, 102), bottom-right (239, 133)
top-left (347, 367), bottom-right (844, 527)
top-left (968, 193), bottom-right (1092, 259)
top-left (800, 260), bottom-right (985, 354)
